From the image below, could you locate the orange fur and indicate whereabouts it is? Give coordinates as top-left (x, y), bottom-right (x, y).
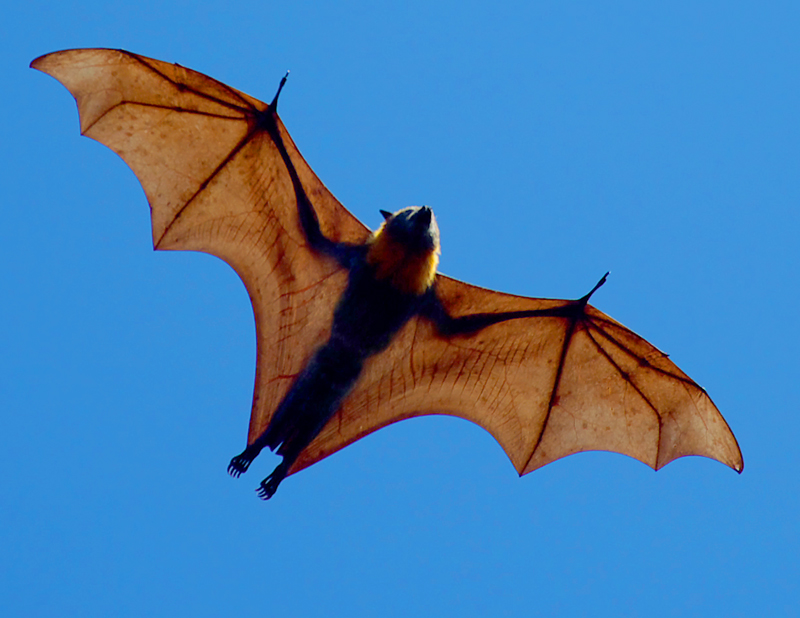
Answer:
top-left (366, 224), bottom-right (439, 295)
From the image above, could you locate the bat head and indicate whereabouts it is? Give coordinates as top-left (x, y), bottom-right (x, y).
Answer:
top-left (378, 206), bottom-right (440, 254)
top-left (367, 206), bottom-right (441, 295)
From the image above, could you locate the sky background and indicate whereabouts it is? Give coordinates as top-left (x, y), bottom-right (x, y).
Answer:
top-left (3, 1), bottom-right (798, 616)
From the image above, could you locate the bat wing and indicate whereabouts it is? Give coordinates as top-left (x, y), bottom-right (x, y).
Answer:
top-left (296, 275), bottom-right (743, 476)
top-left (32, 49), bottom-right (371, 444)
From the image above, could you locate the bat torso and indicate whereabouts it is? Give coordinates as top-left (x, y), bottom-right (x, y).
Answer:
top-left (330, 256), bottom-right (428, 357)
top-left (252, 247), bottom-right (433, 481)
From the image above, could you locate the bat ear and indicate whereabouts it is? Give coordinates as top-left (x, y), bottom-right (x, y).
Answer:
top-left (379, 209), bottom-right (393, 220)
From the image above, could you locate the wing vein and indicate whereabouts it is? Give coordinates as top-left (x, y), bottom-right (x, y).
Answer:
top-left (131, 52), bottom-right (254, 114)
top-left (522, 317), bottom-right (576, 471)
top-left (155, 127), bottom-right (259, 247)
top-left (583, 326), bottom-right (663, 467)
top-left (588, 319), bottom-right (702, 389)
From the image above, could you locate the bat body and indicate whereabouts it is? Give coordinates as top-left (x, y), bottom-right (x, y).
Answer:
top-left (32, 49), bottom-right (743, 500)
top-left (230, 196), bottom-right (447, 497)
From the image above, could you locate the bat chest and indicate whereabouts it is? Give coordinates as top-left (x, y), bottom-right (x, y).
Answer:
top-left (330, 266), bottom-right (421, 357)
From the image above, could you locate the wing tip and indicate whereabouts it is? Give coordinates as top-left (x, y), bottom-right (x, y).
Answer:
top-left (30, 52), bottom-right (54, 71)
top-left (30, 48), bottom-right (132, 73)
top-left (30, 49), bottom-right (76, 72)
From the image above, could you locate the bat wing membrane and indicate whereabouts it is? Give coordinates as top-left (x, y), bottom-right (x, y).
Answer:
top-left (297, 275), bottom-right (743, 476)
top-left (32, 48), bottom-right (370, 445)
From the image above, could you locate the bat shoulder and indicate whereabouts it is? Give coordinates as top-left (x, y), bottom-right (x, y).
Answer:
top-left (330, 242), bottom-right (369, 270)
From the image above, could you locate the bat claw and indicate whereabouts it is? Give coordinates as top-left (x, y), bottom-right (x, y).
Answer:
top-left (228, 450), bottom-right (257, 477)
top-left (256, 462), bottom-right (288, 500)
top-left (256, 478), bottom-right (278, 500)
top-left (269, 71), bottom-right (290, 111)
top-left (577, 272), bottom-right (610, 306)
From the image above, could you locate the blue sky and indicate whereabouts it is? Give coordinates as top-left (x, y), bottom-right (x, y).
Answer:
top-left (3, 1), bottom-right (798, 615)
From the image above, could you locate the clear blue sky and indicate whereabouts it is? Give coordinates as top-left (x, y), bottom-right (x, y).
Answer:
top-left (3, 1), bottom-right (798, 615)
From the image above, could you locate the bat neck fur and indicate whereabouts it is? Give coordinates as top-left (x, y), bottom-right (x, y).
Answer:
top-left (366, 223), bottom-right (440, 295)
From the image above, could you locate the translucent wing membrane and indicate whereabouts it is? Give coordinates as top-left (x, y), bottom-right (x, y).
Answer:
top-left (32, 49), bottom-right (369, 447)
top-left (297, 278), bottom-right (742, 475)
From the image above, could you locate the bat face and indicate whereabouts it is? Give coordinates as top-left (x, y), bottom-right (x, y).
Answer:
top-left (31, 48), bottom-right (742, 500)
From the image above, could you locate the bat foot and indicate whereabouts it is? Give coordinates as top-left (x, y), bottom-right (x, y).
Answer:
top-left (228, 448), bottom-right (258, 477)
top-left (256, 462), bottom-right (288, 500)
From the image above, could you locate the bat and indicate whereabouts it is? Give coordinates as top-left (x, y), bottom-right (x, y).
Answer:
top-left (31, 49), bottom-right (743, 500)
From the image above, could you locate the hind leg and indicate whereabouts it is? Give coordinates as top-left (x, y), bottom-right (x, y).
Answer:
top-left (248, 344), bottom-right (364, 498)
top-left (227, 378), bottom-right (303, 478)
top-left (255, 433), bottom-right (310, 500)
top-left (228, 347), bottom-right (333, 480)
